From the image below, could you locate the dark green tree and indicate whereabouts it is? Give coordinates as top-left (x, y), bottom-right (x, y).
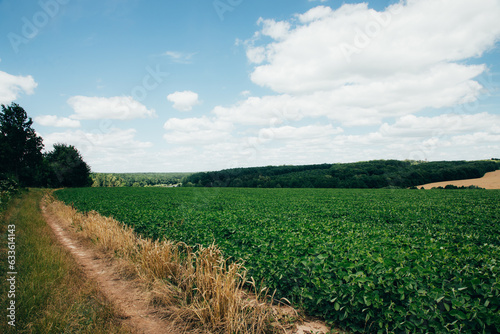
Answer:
top-left (0, 103), bottom-right (46, 186)
top-left (45, 144), bottom-right (92, 188)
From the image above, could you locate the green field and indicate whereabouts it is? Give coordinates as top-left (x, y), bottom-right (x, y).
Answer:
top-left (55, 187), bottom-right (500, 333)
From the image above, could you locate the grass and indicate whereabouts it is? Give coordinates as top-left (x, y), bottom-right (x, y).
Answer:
top-left (0, 189), bottom-right (130, 334)
top-left (44, 193), bottom-right (293, 333)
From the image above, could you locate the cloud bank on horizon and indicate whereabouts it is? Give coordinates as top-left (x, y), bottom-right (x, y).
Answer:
top-left (1, 0), bottom-right (500, 172)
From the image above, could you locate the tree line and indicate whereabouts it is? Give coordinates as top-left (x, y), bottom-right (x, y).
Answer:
top-left (0, 103), bottom-right (92, 191)
top-left (182, 160), bottom-right (500, 189)
top-left (91, 172), bottom-right (190, 187)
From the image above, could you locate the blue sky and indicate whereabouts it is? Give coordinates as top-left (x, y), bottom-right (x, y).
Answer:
top-left (1, 0), bottom-right (500, 172)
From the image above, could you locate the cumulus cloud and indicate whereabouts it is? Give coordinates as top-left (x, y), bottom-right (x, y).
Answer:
top-left (0, 71), bottom-right (37, 104)
top-left (379, 113), bottom-right (500, 138)
top-left (35, 115), bottom-right (81, 128)
top-left (297, 5), bottom-right (333, 23)
top-left (253, 125), bottom-right (343, 147)
top-left (210, 0), bottom-right (500, 131)
top-left (247, 0), bottom-right (500, 95)
top-left (328, 112), bottom-right (500, 162)
top-left (42, 128), bottom-right (154, 171)
top-left (43, 128), bottom-right (153, 152)
top-left (257, 18), bottom-right (291, 40)
top-left (67, 96), bottom-right (156, 120)
top-left (167, 91), bottom-right (201, 112)
top-left (163, 116), bottom-right (233, 144)
top-left (213, 63), bottom-right (484, 127)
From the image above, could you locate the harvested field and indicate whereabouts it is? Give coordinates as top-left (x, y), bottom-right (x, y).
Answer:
top-left (418, 169), bottom-right (500, 189)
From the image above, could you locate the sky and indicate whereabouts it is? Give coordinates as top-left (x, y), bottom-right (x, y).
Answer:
top-left (1, 0), bottom-right (500, 173)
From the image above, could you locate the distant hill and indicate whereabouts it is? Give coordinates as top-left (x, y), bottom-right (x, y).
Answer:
top-left (182, 160), bottom-right (500, 189)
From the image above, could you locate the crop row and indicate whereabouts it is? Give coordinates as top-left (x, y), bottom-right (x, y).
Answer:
top-left (55, 187), bottom-right (500, 333)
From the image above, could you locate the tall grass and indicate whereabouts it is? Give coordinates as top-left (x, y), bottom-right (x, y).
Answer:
top-left (0, 189), bottom-right (130, 334)
top-left (44, 194), bottom-right (290, 333)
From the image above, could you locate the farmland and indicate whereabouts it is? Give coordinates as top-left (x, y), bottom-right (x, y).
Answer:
top-left (55, 187), bottom-right (500, 333)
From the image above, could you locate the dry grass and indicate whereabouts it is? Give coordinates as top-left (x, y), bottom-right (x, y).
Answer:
top-left (0, 190), bottom-right (131, 334)
top-left (43, 194), bottom-right (291, 334)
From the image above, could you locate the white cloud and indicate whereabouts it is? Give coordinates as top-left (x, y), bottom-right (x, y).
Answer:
top-left (163, 116), bottom-right (233, 144)
top-left (42, 128), bottom-right (154, 171)
top-left (451, 132), bottom-right (500, 146)
top-left (322, 112), bottom-right (500, 162)
top-left (43, 128), bottom-right (153, 152)
top-left (35, 115), bottom-right (81, 128)
top-left (209, 0), bottom-right (500, 132)
top-left (247, 0), bottom-right (500, 95)
top-left (298, 5), bottom-right (332, 23)
top-left (254, 125), bottom-right (343, 146)
top-left (163, 51), bottom-right (197, 64)
top-left (379, 113), bottom-right (500, 138)
top-left (0, 71), bottom-right (37, 104)
top-left (213, 95), bottom-right (302, 126)
top-left (213, 63), bottom-right (484, 127)
top-left (167, 91), bottom-right (200, 112)
top-left (67, 96), bottom-right (156, 120)
top-left (246, 46), bottom-right (267, 64)
top-left (257, 18), bottom-right (291, 40)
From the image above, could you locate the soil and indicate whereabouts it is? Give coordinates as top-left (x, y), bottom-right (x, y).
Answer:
top-left (418, 170), bottom-right (500, 189)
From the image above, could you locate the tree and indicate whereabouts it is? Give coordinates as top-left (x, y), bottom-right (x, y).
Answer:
top-left (45, 144), bottom-right (92, 187)
top-left (91, 173), bottom-right (125, 187)
top-left (0, 103), bottom-right (46, 186)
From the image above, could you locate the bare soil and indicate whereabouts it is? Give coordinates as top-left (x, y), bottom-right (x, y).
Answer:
top-left (418, 170), bottom-right (500, 189)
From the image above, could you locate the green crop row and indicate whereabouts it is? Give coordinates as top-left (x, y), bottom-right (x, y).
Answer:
top-left (55, 187), bottom-right (500, 333)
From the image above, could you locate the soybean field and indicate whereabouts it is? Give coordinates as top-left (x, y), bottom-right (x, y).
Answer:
top-left (55, 187), bottom-right (500, 333)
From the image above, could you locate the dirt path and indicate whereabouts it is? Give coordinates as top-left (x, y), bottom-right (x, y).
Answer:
top-left (41, 203), bottom-right (180, 334)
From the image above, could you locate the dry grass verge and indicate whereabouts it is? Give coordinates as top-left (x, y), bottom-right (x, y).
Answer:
top-left (0, 190), bottom-right (131, 334)
top-left (43, 194), bottom-right (297, 334)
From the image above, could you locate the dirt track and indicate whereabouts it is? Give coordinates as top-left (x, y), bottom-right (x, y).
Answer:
top-left (41, 203), bottom-right (179, 334)
top-left (418, 170), bottom-right (500, 189)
